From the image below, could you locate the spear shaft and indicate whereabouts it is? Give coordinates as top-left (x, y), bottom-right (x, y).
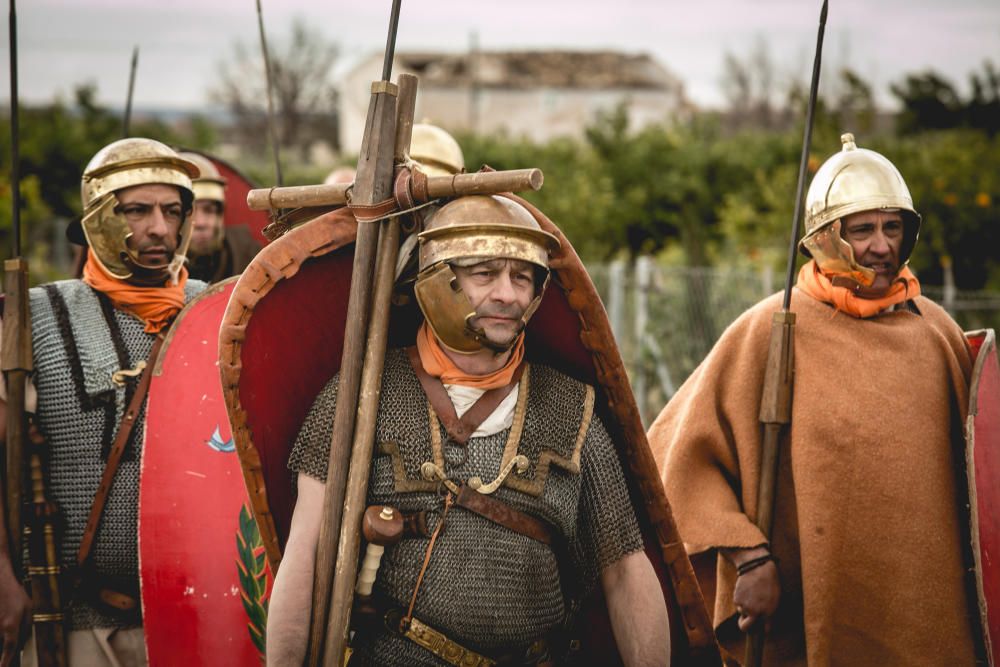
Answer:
top-left (307, 1), bottom-right (402, 664)
top-left (122, 45), bottom-right (138, 137)
top-left (255, 0), bottom-right (283, 186)
top-left (7, 3), bottom-right (66, 665)
top-left (745, 2), bottom-right (827, 666)
top-left (5, 0), bottom-right (24, 573)
top-left (781, 1), bottom-right (828, 308)
top-left (8, 0), bottom-right (19, 258)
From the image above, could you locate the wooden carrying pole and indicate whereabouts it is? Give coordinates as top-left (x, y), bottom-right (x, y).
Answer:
top-left (744, 2), bottom-right (827, 666)
top-left (306, 1), bottom-right (402, 664)
top-left (245, 168), bottom-right (544, 211)
top-left (322, 73), bottom-right (418, 667)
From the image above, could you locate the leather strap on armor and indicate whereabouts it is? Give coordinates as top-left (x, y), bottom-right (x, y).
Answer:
top-left (454, 484), bottom-right (554, 547)
top-left (76, 334), bottom-right (164, 569)
top-left (406, 346), bottom-right (525, 445)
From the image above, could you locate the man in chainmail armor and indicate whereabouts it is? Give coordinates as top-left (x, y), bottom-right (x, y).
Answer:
top-left (267, 195), bottom-right (670, 666)
top-left (0, 138), bottom-right (207, 666)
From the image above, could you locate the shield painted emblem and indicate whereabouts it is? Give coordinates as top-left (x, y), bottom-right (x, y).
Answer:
top-left (966, 328), bottom-right (1000, 665)
top-left (139, 278), bottom-right (270, 665)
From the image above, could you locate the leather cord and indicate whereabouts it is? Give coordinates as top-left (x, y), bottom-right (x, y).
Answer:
top-left (76, 334), bottom-right (165, 569)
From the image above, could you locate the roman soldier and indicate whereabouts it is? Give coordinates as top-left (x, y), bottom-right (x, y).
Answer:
top-left (267, 194), bottom-right (669, 666)
top-left (0, 138), bottom-right (207, 666)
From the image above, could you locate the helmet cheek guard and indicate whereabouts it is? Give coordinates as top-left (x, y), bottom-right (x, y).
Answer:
top-left (414, 263), bottom-right (480, 354)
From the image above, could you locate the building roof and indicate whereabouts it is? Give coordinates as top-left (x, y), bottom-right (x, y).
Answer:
top-left (390, 50), bottom-right (681, 91)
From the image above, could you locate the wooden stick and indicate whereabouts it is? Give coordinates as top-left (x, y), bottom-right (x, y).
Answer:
top-left (306, 60), bottom-right (398, 667)
top-left (245, 168), bottom-right (544, 211)
top-left (307, 4), bottom-right (407, 662)
top-left (321, 72), bottom-right (416, 666)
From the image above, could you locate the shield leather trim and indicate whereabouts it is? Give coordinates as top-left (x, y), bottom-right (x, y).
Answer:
top-left (966, 328), bottom-right (1000, 666)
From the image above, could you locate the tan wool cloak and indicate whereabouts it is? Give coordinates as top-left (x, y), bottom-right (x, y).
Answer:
top-left (649, 289), bottom-right (980, 666)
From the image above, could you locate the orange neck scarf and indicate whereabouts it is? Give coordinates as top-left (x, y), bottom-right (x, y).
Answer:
top-left (796, 259), bottom-right (920, 319)
top-left (82, 250), bottom-right (188, 333)
top-left (415, 322), bottom-right (525, 390)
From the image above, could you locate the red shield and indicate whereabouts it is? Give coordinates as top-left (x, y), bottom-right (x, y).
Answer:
top-left (218, 202), bottom-right (720, 665)
top-left (140, 278), bottom-right (270, 665)
top-left (967, 328), bottom-right (1000, 665)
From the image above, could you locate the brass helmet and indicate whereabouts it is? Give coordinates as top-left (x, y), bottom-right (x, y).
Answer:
top-left (414, 195), bottom-right (560, 354)
top-left (409, 123), bottom-right (464, 177)
top-left (178, 151), bottom-right (226, 205)
top-left (80, 138), bottom-right (198, 285)
top-left (800, 133), bottom-right (921, 286)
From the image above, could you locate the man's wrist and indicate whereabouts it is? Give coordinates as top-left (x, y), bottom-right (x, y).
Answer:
top-left (722, 545), bottom-right (770, 568)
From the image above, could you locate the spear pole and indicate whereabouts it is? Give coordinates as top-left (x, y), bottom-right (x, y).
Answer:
top-left (7, 3), bottom-right (67, 665)
top-left (255, 0), bottom-right (283, 187)
top-left (745, 2), bottom-right (827, 666)
top-left (4, 0), bottom-right (27, 578)
top-left (122, 45), bottom-right (138, 137)
top-left (307, 1), bottom-right (403, 664)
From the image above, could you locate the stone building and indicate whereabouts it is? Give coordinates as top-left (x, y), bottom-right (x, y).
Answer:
top-left (339, 50), bottom-right (692, 153)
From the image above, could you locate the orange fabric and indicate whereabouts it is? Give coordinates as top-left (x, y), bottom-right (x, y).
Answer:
top-left (649, 290), bottom-right (975, 665)
top-left (796, 259), bottom-right (920, 318)
top-left (415, 322), bottom-right (524, 389)
top-left (82, 250), bottom-right (187, 333)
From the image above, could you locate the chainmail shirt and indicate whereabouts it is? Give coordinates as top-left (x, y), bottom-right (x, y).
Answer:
top-left (29, 278), bottom-right (205, 630)
top-left (289, 347), bottom-right (643, 665)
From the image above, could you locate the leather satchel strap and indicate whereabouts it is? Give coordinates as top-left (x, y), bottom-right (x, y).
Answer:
top-left (455, 484), bottom-right (554, 547)
top-left (406, 346), bottom-right (524, 446)
top-left (76, 334), bottom-right (165, 568)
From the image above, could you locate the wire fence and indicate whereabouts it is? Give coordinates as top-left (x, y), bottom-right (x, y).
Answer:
top-left (587, 259), bottom-right (1000, 426)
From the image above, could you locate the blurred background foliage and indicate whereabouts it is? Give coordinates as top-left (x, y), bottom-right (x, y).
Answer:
top-left (0, 62), bottom-right (997, 290)
top-left (459, 63), bottom-right (1000, 292)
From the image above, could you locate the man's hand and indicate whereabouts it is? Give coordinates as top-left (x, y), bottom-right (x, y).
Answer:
top-left (0, 560), bottom-right (30, 667)
top-left (726, 546), bottom-right (780, 632)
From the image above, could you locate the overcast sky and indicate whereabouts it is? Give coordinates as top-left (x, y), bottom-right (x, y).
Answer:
top-left (5, 0), bottom-right (999, 113)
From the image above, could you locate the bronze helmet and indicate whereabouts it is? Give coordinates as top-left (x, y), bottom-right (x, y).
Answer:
top-left (414, 195), bottom-right (559, 354)
top-left (178, 151), bottom-right (226, 205)
top-left (409, 123), bottom-right (465, 177)
top-left (801, 133), bottom-right (921, 286)
top-left (80, 138), bottom-right (198, 284)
